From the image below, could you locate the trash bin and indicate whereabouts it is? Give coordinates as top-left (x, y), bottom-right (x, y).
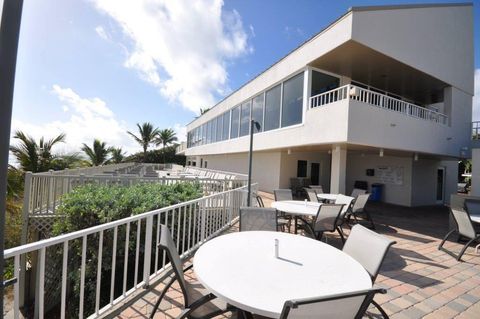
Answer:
top-left (371, 183), bottom-right (383, 201)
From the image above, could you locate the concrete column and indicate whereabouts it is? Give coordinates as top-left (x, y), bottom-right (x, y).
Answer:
top-left (471, 149), bottom-right (480, 196)
top-left (330, 146), bottom-right (347, 194)
top-left (302, 66), bottom-right (312, 121)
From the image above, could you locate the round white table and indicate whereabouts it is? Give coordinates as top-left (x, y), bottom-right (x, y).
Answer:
top-left (471, 215), bottom-right (480, 224)
top-left (271, 200), bottom-right (321, 217)
top-left (194, 231), bottom-right (371, 318)
top-left (316, 193), bottom-right (341, 201)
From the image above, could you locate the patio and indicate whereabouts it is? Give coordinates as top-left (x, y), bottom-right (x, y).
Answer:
top-left (112, 195), bottom-right (480, 319)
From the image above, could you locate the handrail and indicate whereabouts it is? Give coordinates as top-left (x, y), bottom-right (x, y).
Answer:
top-left (309, 84), bottom-right (448, 125)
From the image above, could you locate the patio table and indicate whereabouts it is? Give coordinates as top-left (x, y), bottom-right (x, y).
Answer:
top-left (194, 231), bottom-right (371, 318)
top-left (271, 200), bottom-right (321, 234)
top-left (470, 215), bottom-right (480, 224)
top-left (316, 193), bottom-right (341, 201)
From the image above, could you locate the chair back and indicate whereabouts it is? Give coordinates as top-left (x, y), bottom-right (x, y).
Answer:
top-left (334, 195), bottom-right (355, 218)
top-left (351, 188), bottom-right (367, 198)
top-left (312, 204), bottom-right (344, 233)
top-left (256, 195), bottom-right (265, 207)
top-left (351, 194), bottom-right (370, 213)
top-left (310, 185), bottom-right (324, 194)
top-left (451, 208), bottom-right (476, 239)
top-left (279, 288), bottom-right (384, 319)
top-left (240, 207), bottom-right (278, 232)
top-left (274, 189), bottom-right (293, 201)
top-left (343, 225), bottom-right (396, 282)
top-left (158, 225), bottom-right (191, 304)
top-left (304, 188), bottom-right (319, 202)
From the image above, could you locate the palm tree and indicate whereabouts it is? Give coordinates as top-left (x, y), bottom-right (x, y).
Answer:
top-left (111, 147), bottom-right (126, 164)
top-left (9, 130), bottom-right (66, 172)
top-left (127, 122), bottom-right (159, 162)
top-left (155, 128), bottom-right (178, 163)
top-left (81, 139), bottom-right (111, 166)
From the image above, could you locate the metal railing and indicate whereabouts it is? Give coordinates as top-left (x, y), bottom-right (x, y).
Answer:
top-left (309, 84), bottom-right (448, 125)
top-left (23, 172), bottom-right (248, 218)
top-left (5, 184), bottom-right (255, 319)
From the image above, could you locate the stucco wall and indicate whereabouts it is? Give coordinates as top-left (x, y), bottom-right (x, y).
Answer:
top-left (278, 151), bottom-right (331, 191)
top-left (346, 153), bottom-right (413, 206)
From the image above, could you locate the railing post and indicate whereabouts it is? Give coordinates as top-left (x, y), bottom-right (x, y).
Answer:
top-left (19, 171), bottom-right (32, 308)
top-left (143, 215), bottom-right (153, 287)
top-left (79, 173), bottom-right (85, 186)
top-left (200, 200), bottom-right (206, 241)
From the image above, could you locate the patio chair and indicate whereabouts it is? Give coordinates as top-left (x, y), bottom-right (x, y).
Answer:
top-left (334, 194), bottom-right (355, 230)
top-left (351, 188), bottom-right (367, 198)
top-left (438, 208), bottom-right (480, 261)
top-left (342, 225), bottom-right (396, 318)
top-left (304, 187), bottom-right (319, 202)
top-left (256, 195), bottom-right (265, 208)
top-left (274, 189), bottom-right (294, 232)
top-left (309, 185), bottom-right (324, 194)
top-left (279, 288), bottom-right (388, 319)
top-left (239, 207), bottom-right (278, 232)
top-left (149, 225), bottom-right (236, 319)
top-left (345, 193), bottom-right (376, 229)
top-left (301, 204), bottom-right (345, 243)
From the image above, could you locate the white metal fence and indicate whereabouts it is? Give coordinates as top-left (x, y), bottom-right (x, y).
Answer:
top-left (5, 185), bottom-right (255, 319)
top-left (309, 84), bottom-right (448, 125)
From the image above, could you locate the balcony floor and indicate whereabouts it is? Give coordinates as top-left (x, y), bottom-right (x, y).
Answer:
top-left (115, 200), bottom-right (480, 319)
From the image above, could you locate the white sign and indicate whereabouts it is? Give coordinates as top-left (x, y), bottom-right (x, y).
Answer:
top-left (377, 166), bottom-right (404, 185)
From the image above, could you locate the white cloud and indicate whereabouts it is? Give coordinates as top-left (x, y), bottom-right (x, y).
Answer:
top-left (473, 69), bottom-right (480, 122)
top-left (173, 123), bottom-right (187, 142)
top-left (95, 25), bottom-right (109, 40)
top-left (11, 85), bottom-right (139, 157)
top-left (90, 0), bottom-right (251, 114)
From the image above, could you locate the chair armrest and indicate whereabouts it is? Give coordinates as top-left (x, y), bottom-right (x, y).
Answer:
top-left (176, 293), bottom-right (217, 319)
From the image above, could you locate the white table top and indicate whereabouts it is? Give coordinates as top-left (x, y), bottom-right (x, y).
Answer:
top-left (194, 231), bottom-right (371, 318)
top-left (471, 215), bottom-right (480, 223)
top-left (271, 200), bottom-right (321, 217)
top-left (316, 193), bottom-right (341, 201)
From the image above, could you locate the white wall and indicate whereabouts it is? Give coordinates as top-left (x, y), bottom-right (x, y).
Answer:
top-left (351, 5), bottom-right (474, 95)
top-left (196, 152), bottom-right (282, 192)
top-left (278, 151), bottom-right (331, 191)
top-left (346, 153), bottom-right (413, 206)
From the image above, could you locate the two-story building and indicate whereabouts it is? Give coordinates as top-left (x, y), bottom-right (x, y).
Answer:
top-left (179, 3), bottom-right (474, 207)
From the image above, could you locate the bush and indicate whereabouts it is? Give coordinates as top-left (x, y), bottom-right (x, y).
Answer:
top-left (51, 182), bottom-right (202, 316)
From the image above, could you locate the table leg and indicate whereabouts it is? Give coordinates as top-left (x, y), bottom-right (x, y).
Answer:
top-left (294, 216), bottom-right (298, 234)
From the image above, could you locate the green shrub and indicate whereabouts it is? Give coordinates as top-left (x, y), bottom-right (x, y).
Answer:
top-left (51, 182), bottom-right (202, 316)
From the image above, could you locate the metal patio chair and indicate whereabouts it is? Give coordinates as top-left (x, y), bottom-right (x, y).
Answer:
top-left (346, 193), bottom-right (376, 229)
top-left (279, 288), bottom-right (388, 319)
top-left (274, 189), bottom-right (294, 232)
top-left (343, 225), bottom-right (396, 319)
top-left (301, 204), bottom-right (345, 243)
top-left (304, 187), bottom-right (319, 202)
top-left (438, 208), bottom-right (480, 261)
top-left (149, 225), bottom-right (236, 319)
top-left (309, 185), bottom-right (324, 194)
top-left (351, 188), bottom-right (367, 198)
top-left (239, 207), bottom-right (278, 232)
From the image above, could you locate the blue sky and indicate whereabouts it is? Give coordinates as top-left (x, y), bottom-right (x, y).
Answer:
top-left (11, 0), bottom-right (480, 156)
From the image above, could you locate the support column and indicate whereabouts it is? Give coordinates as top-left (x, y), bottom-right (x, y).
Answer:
top-left (471, 149), bottom-right (480, 196)
top-left (330, 146), bottom-right (347, 194)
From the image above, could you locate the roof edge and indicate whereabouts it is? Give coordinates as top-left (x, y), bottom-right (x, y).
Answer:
top-left (349, 2), bottom-right (472, 13)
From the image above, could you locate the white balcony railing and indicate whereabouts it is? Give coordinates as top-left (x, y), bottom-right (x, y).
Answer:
top-left (309, 84), bottom-right (448, 125)
top-left (5, 184), bottom-right (254, 319)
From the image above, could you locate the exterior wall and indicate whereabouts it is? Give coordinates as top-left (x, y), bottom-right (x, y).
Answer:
top-left (351, 5), bottom-right (474, 94)
top-left (193, 152), bottom-right (282, 192)
top-left (411, 159), bottom-right (457, 206)
top-left (346, 153), bottom-right (413, 206)
top-left (471, 149), bottom-right (480, 196)
top-left (278, 151), bottom-right (331, 191)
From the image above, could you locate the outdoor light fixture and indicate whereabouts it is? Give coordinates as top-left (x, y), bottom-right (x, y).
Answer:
top-left (414, 153), bottom-right (418, 161)
top-left (379, 149), bottom-right (384, 157)
top-left (287, 148), bottom-right (291, 155)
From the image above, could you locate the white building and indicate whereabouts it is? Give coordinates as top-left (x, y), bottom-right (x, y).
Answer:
top-left (179, 3), bottom-right (474, 207)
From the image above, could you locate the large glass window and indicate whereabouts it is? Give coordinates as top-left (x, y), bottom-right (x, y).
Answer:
top-left (202, 124), bottom-right (207, 145)
top-left (223, 112), bottom-right (230, 140)
top-left (252, 93), bottom-right (264, 133)
top-left (264, 84), bottom-right (281, 131)
top-left (206, 121), bottom-right (211, 144)
top-left (211, 119), bottom-right (217, 143)
top-left (230, 106), bottom-right (240, 138)
top-left (216, 115), bottom-right (223, 142)
top-left (239, 100), bottom-right (251, 137)
top-left (311, 70), bottom-right (339, 96)
top-left (282, 73), bottom-right (304, 127)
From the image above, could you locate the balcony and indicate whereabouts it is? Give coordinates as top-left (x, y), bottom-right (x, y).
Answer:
top-left (176, 142), bottom-right (187, 155)
top-left (310, 84), bottom-right (448, 125)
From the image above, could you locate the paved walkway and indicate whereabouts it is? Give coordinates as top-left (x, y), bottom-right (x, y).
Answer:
top-left (115, 198), bottom-right (480, 319)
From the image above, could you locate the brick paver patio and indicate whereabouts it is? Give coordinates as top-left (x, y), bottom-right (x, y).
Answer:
top-left (113, 194), bottom-right (480, 319)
